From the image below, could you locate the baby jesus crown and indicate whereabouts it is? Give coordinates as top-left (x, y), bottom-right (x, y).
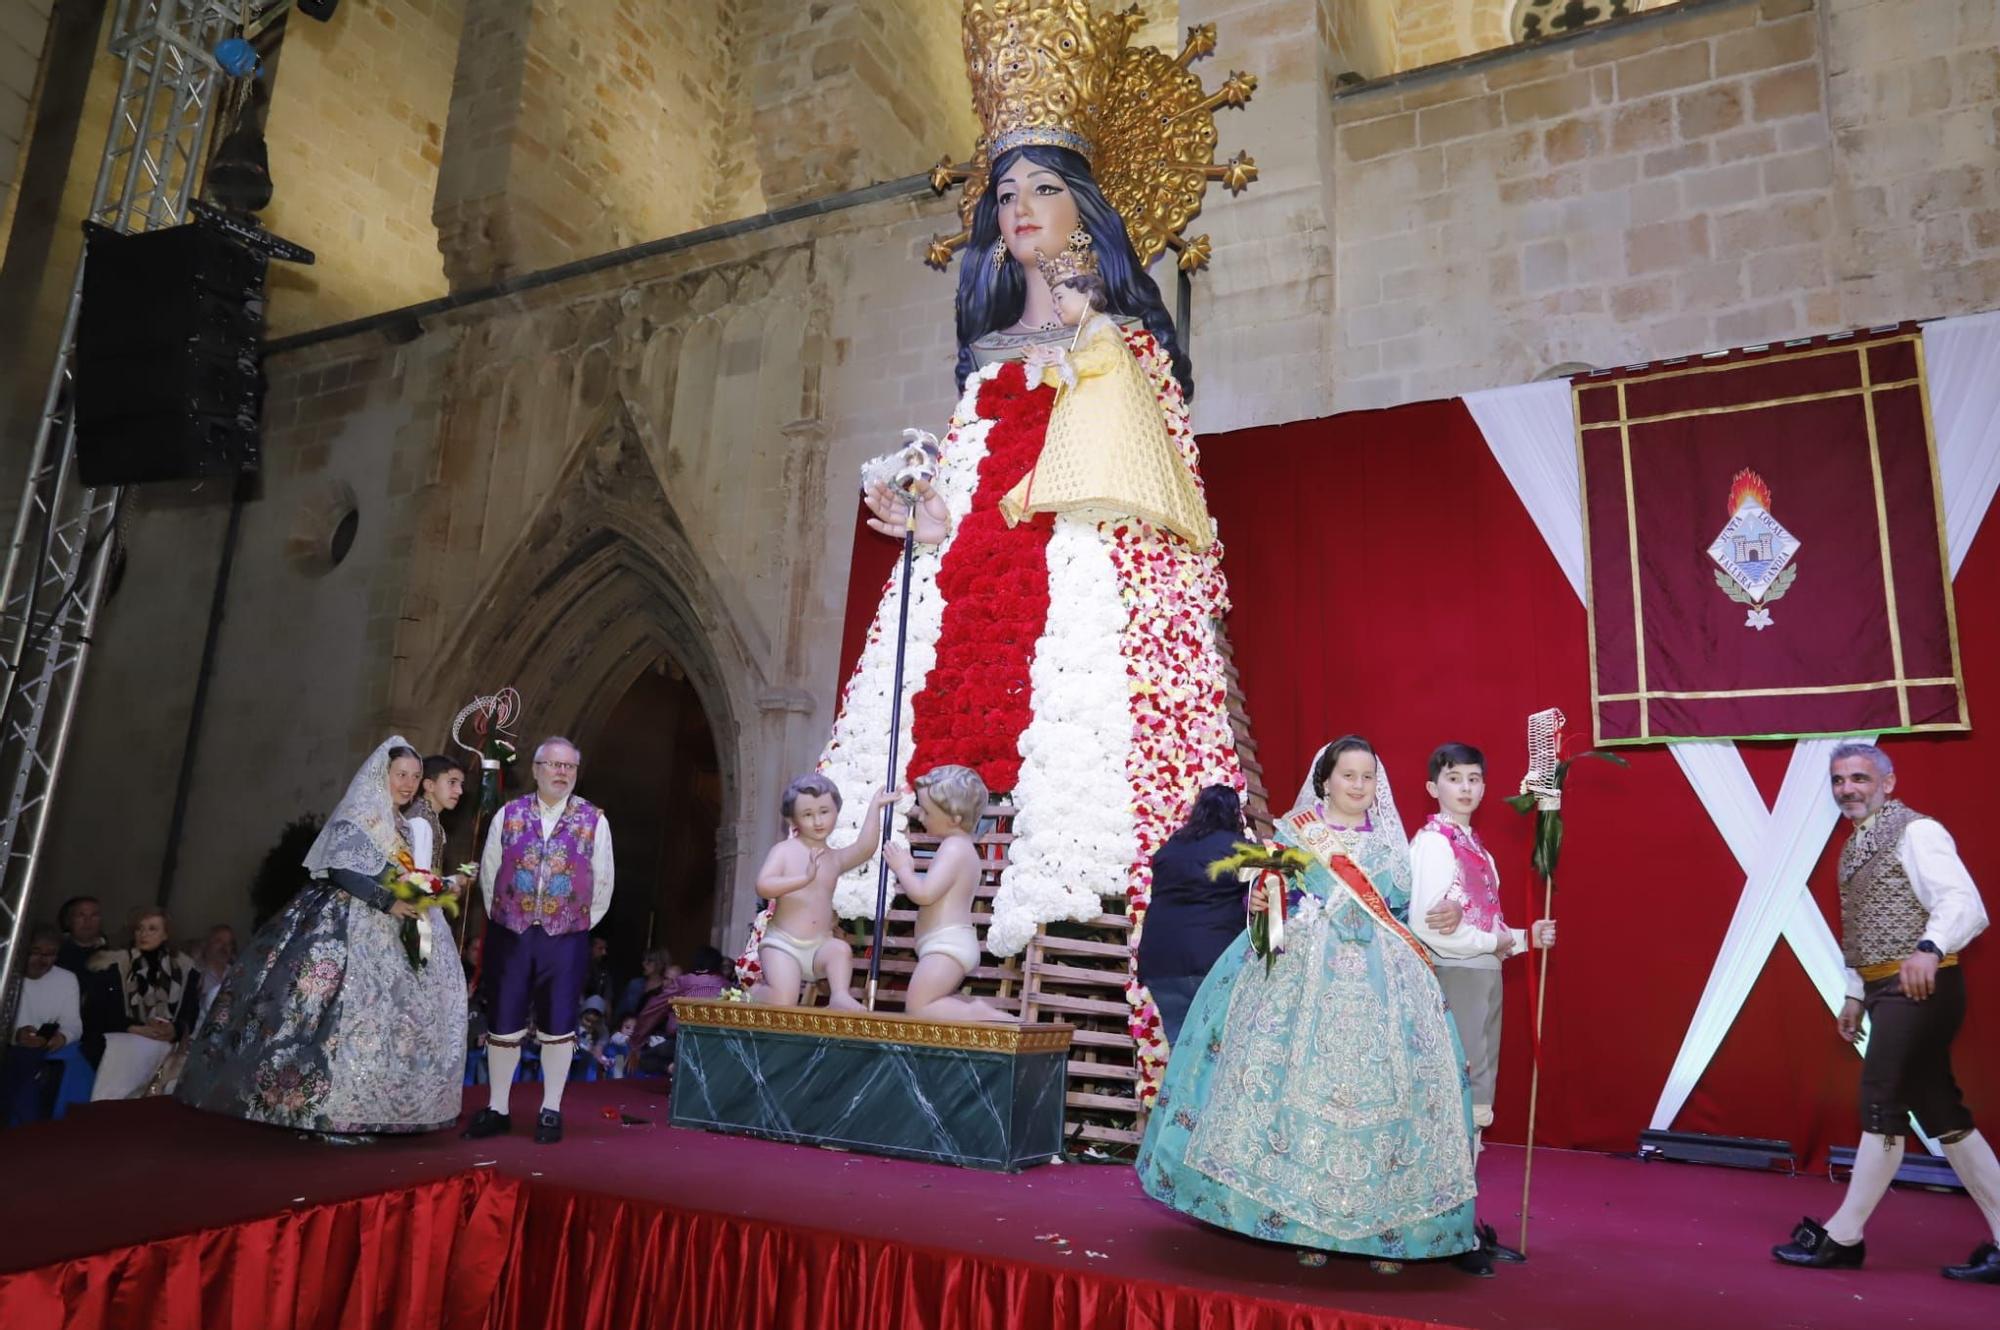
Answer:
top-left (1035, 233), bottom-right (1100, 286)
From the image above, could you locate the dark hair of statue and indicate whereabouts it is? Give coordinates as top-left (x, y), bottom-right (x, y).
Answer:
top-left (422, 754), bottom-right (467, 783)
top-left (1167, 783), bottom-right (1244, 844)
top-left (1310, 735), bottom-right (1377, 799)
top-left (954, 145), bottom-right (1192, 400)
top-left (1427, 742), bottom-right (1485, 782)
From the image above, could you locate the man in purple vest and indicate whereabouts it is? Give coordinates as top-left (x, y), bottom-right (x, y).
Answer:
top-left (463, 736), bottom-right (615, 1145)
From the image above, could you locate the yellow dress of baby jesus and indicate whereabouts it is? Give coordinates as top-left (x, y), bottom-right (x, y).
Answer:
top-left (998, 307), bottom-right (1213, 551)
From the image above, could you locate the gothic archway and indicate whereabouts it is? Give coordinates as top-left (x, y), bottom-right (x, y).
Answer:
top-left (415, 392), bottom-right (771, 957)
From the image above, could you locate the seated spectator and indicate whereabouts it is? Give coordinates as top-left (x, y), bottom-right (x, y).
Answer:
top-left (5, 926), bottom-right (82, 1124)
top-left (599, 1016), bottom-right (634, 1079)
top-left (572, 996), bottom-right (609, 1080)
top-left (584, 935), bottom-right (617, 1008)
top-left (88, 908), bottom-right (200, 1100)
top-left (56, 896), bottom-right (109, 977)
top-left (630, 945), bottom-right (730, 1077)
top-left (620, 947), bottom-right (672, 1021)
top-left (192, 924), bottom-right (238, 1027)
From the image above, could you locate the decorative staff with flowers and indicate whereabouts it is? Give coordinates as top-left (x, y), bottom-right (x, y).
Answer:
top-left (1504, 707), bottom-right (1624, 1255)
top-left (858, 430), bottom-right (943, 1010)
top-left (449, 688), bottom-right (521, 946)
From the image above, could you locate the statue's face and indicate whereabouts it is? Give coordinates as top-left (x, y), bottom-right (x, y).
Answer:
top-left (996, 160), bottom-right (1079, 268)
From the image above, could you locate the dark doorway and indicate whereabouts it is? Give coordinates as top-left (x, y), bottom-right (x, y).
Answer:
top-left (585, 654), bottom-right (723, 988)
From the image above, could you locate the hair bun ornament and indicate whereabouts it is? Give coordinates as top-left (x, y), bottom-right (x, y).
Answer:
top-left (926, 1), bottom-right (1259, 274)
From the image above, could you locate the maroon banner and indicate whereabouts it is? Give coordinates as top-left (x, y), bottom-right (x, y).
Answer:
top-left (1577, 328), bottom-right (1966, 743)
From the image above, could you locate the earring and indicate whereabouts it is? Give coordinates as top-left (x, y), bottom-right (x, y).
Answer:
top-left (992, 238), bottom-right (1008, 270)
top-left (1067, 226), bottom-right (1092, 255)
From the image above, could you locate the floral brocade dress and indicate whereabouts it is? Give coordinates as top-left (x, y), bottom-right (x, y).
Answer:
top-left (178, 835), bottom-right (466, 1134)
top-left (1135, 810), bottom-right (1478, 1259)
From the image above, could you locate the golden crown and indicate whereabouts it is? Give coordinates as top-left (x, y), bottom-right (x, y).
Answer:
top-left (928, 2), bottom-right (1258, 273)
top-left (1035, 232), bottom-right (1100, 286)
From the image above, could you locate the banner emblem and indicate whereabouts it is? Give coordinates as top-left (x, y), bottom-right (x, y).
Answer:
top-left (1707, 470), bottom-right (1798, 630)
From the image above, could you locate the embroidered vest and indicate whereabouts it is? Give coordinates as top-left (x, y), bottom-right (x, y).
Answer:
top-left (1423, 815), bottom-right (1505, 933)
top-left (1837, 800), bottom-right (1929, 969)
top-left (492, 793), bottom-right (600, 936)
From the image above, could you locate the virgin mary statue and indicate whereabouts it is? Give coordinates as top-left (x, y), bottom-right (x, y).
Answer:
top-left (746, 1), bottom-right (1259, 1095)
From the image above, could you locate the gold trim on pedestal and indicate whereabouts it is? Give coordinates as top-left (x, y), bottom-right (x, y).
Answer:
top-left (672, 1000), bottom-right (1075, 1055)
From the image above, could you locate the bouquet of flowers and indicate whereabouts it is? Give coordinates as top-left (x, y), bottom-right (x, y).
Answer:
top-left (381, 852), bottom-right (469, 969)
top-left (1207, 842), bottom-right (1314, 975)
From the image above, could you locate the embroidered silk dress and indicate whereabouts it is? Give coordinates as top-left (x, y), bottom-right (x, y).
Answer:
top-left (178, 738), bottom-right (466, 1134)
top-left (1136, 805), bottom-right (1478, 1259)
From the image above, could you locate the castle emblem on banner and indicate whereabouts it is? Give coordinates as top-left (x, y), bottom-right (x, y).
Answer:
top-left (1707, 469), bottom-right (1799, 631)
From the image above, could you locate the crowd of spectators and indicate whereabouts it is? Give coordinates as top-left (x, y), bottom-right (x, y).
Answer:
top-left (459, 935), bottom-right (731, 1086)
top-left (6, 892), bottom-right (735, 1125)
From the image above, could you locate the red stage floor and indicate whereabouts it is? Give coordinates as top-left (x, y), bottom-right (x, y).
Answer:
top-left (0, 1081), bottom-right (1990, 1330)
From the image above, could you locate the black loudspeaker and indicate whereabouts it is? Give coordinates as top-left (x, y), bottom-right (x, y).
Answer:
top-left (75, 220), bottom-right (268, 486)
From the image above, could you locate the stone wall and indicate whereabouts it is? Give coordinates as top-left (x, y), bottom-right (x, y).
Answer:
top-left (44, 189), bottom-right (969, 947)
top-left (1328, 0), bottom-right (2000, 408)
top-left (1824, 0), bottom-right (2000, 324)
top-left (261, 0), bottom-right (466, 335)
top-left (433, 0), bottom-right (756, 289)
top-left (0, 0), bottom-right (54, 253)
top-left (748, 0), bottom-right (980, 210)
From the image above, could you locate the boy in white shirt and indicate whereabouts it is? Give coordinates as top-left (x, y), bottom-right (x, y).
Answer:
top-left (1409, 742), bottom-right (1555, 1150)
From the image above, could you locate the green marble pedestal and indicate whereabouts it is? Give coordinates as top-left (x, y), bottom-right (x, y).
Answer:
top-left (669, 1001), bottom-right (1072, 1172)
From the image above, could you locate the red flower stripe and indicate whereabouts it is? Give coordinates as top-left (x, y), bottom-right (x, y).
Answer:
top-left (906, 364), bottom-right (1056, 793)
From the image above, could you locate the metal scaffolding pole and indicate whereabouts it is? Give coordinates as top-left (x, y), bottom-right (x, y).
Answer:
top-left (0, 0), bottom-right (253, 1008)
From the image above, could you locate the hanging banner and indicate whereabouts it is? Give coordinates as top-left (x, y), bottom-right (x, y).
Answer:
top-left (1577, 327), bottom-right (1967, 743)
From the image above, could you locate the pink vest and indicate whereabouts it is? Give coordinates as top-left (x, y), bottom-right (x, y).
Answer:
top-left (492, 794), bottom-right (600, 936)
top-left (1423, 814), bottom-right (1506, 933)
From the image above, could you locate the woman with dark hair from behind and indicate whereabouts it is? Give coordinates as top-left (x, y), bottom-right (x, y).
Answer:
top-left (1135, 785), bottom-right (1246, 1045)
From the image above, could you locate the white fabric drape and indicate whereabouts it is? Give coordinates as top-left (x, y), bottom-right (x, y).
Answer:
top-left (1466, 311), bottom-right (2000, 1144)
top-left (1463, 379), bottom-right (1586, 601)
top-left (1925, 309), bottom-right (2000, 576)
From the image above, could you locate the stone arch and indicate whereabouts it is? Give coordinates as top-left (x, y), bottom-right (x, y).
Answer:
top-left (420, 392), bottom-right (773, 946)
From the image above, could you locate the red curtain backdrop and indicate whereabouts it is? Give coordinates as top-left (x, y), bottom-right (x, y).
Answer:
top-left (0, 1172), bottom-right (517, 1330)
top-left (1198, 397), bottom-right (1998, 1164)
top-left (1577, 330), bottom-right (1966, 743)
top-left (835, 393), bottom-right (1996, 1163)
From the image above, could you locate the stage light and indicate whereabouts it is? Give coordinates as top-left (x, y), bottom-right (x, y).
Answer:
top-left (207, 122), bottom-right (272, 214)
top-left (1637, 1129), bottom-right (1796, 1172)
top-left (1826, 1146), bottom-right (1964, 1192)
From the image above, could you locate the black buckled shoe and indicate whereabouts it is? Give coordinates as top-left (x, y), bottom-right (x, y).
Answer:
top-left (1942, 1241), bottom-right (2000, 1283)
top-left (1773, 1217), bottom-right (1864, 1269)
top-left (534, 1108), bottom-right (563, 1145)
top-left (461, 1108), bottom-right (511, 1140)
top-left (1478, 1220), bottom-right (1526, 1263)
top-left (1452, 1241), bottom-right (1495, 1278)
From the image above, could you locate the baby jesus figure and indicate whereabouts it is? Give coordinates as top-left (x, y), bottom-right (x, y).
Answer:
top-left (998, 242), bottom-right (1211, 550)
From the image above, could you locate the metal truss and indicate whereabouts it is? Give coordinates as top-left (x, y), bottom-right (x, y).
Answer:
top-left (0, 1), bottom-right (258, 1004)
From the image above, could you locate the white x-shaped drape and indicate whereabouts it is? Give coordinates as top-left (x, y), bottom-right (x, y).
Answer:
top-left (1462, 309), bottom-right (2000, 1146)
